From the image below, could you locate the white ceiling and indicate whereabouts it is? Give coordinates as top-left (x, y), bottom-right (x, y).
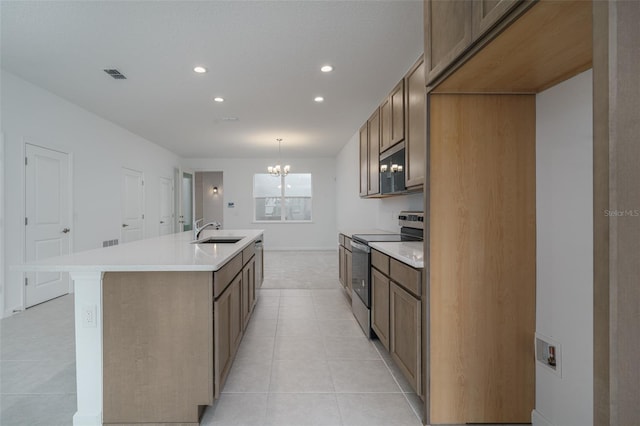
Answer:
top-left (1, 1), bottom-right (423, 159)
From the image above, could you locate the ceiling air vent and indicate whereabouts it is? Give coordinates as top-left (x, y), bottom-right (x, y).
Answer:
top-left (103, 69), bottom-right (127, 80)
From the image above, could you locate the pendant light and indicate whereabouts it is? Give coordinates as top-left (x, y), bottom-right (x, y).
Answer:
top-left (267, 138), bottom-right (290, 177)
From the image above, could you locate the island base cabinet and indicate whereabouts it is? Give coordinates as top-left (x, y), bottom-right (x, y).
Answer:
top-left (102, 272), bottom-right (213, 425)
top-left (390, 282), bottom-right (421, 397)
top-left (242, 256), bottom-right (256, 330)
top-left (214, 273), bottom-right (242, 399)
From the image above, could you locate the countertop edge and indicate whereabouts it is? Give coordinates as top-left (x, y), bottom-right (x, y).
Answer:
top-left (369, 241), bottom-right (424, 269)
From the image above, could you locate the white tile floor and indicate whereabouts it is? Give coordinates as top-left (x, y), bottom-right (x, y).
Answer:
top-left (0, 251), bottom-right (423, 426)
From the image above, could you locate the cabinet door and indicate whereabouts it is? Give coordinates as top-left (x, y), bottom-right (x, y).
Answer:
top-left (405, 58), bottom-right (426, 189)
top-left (390, 282), bottom-right (421, 395)
top-left (380, 97), bottom-right (392, 153)
top-left (214, 273), bottom-right (241, 398)
top-left (359, 124), bottom-right (369, 197)
top-left (367, 109), bottom-right (381, 195)
top-left (390, 80), bottom-right (405, 145)
top-left (338, 245), bottom-right (345, 287)
top-left (242, 259), bottom-right (256, 330)
top-left (345, 249), bottom-right (353, 297)
top-left (371, 268), bottom-right (390, 350)
top-left (472, 0), bottom-right (521, 40)
top-left (425, 0), bottom-right (472, 85)
top-left (229, 275), bottom-right (242, 356)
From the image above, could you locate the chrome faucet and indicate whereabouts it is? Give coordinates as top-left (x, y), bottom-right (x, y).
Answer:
top-left (194, 218), bottom-right (221, 239)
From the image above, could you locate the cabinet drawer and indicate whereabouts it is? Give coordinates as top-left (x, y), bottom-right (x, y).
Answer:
top-left (344, 237), bottom-right (352, 252)
top-left (213, 253), bottom-right (242, 299)
top-left (390, 258), bottom-right (421, 297)
top-left (372, 250), bottom-right (390, 275)
top-left (339, 234), bottom-right (345, 247)
top-left (242, 243), bottom-right (255, 265)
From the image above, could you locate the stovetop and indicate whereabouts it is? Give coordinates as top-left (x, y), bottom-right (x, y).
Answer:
top-left (352, 233), bottom-right (421, 244)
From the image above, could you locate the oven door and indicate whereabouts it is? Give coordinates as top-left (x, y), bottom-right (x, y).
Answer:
top-left (350, 240), bottom-right (371, 307)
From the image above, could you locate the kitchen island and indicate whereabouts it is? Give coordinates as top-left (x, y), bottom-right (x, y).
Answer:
top-left (18, 229), bottom-right (264, 426)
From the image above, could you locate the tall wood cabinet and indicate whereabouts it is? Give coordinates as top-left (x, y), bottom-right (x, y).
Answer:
top-left (423, 0), bottom-right (593, 424)
top-left (359, 124), bottom-right (368, 197)
top-left (367, 109), bottom-right (381, 196)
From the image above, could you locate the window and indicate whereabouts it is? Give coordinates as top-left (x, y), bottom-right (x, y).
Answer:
top-left (254, 173), bottom-right (312, 222)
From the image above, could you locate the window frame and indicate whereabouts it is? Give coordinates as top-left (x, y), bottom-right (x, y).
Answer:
top-left (252, 173), bottom-right (313, 223)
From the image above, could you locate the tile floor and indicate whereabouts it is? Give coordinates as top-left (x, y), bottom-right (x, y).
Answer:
top-left (0, 251), bottom-right (423, 426)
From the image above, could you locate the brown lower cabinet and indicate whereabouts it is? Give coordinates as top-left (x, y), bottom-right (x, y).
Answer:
top-left (214, 272), bottom-right (242, 399)
top-left (370, 249), bottom-right (422, 396)
top-left (390, 281), bottom-right (421, 396)
top-left (338, 234), bottom-right (353, 298)
top-left (242, 255), bottom-right (256, 330)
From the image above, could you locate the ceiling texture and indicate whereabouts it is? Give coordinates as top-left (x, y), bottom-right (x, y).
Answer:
top-left (1, 1), bottom-right (423, 159)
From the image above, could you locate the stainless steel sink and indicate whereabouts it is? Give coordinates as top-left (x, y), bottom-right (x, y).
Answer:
top-left (191, 237), bottom-right (243, 244)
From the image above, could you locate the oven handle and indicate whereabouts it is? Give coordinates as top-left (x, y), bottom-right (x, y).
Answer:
top-left (350, 241), bottom-right (370, 253)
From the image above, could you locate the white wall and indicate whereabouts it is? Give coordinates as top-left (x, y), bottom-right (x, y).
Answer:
top-left (1, 71), bottom-right (181, 316)
top-left (196, 171), bottom-right (224, 226)
top-left (534, 70), bottom-right (593, 426)
top-left (335, 131), bottom-right (423, 233)
top-left (183, 157), bottom-right (336, 250)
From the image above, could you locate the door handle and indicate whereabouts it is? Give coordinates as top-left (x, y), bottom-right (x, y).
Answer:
top-left (62, 228), bottom-right (71, 234)
top-left (160, 221), bottom-right (165, 224)
top-left (122, 224), bottom-right (129, 228)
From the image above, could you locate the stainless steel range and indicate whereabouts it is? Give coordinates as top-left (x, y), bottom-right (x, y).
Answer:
top-left (350, 211), bottom-right (424, 337)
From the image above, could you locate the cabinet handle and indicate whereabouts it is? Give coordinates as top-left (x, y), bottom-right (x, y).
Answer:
top-left (62, 228), bottom-right (71, 234)
top-left (122, 224), bottom-right (129, 228)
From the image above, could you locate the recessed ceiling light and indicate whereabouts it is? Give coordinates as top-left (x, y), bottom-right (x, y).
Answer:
top-left (193, 66), bottom-right (207, 73)
top-left (320, 65), bottom-right (333, 73)
top-left (314, 96), bottom-right (324, 102)
top-left (214, 97), bottom-right (224, 103)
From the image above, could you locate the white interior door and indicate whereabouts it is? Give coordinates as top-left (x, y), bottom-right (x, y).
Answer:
top-left (25, 144), bottom-right (71, 307)
top-left (121, 168), bottom-right (144, 243)
top-left (175, 169), bottom-right (194, 232)
top-left (159, 176), bottom-right (174, 235)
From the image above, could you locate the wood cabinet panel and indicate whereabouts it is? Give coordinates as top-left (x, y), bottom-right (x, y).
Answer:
top-left (390, 258), bottom-right (422, 297)
top-left (339, 245), bottom-right (345, 287)
top-left (371, 249), bottom-right (390, 276)
top-left (391, 80), bottom-right (405, 146)
top-left (472, 0), bottom-right (522, 39)
top-left (214, 273), bottom-right (242, 398)
top-left (359, 124), bottom-right (368, 197)
top-left (429, 94), bottom-right (535, 423)
top-left (345, 249), bottom-right (353, 297)
top-left (405, 57), bottom-right (426, 189)
top-left (380, 97), bottom-right (392, 153)
top-left (242, 243), bottom-right (255, 265)
top-left (390, 281), bottom-right (421, 396)
top-left (368, 109), bottom-right (381, 195)
top-left (213, 253), bottom-right (242, 299)
top-left (425, 0), bottom-right (472, 84)
top-left (371, 268), bottom-right (390, 350)
top-left (103, 272), bottom-right (213, 424)
top-left (242, 256), bottom-right (255, 330)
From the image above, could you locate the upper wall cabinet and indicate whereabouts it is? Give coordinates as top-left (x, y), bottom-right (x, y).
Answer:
top-left (359, 124), bottom-right (369, 197)
top-left (425, 0), bottom-right (472, 85)
top-left (359, 111), bottom-right (381, 198)
top-left (367, 109), bottom-right (381, 196)
top-left (424, 0), bottom-right (523, 85)
top-left (380, 80), bottom-right (405, 153)
top-left (405, 57), bottom-right (426, 189)
top-left (472, 0), bottom-right (522, 39)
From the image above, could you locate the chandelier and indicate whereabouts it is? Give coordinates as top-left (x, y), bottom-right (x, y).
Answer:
top-left (267, 138), bottom-right (290, 177)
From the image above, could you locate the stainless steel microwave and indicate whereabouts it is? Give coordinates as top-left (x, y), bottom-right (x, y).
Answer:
top-left (379, 143), bottom-right (406, 195)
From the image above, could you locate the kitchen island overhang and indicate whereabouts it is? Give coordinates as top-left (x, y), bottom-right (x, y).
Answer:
top-left (15, 229), bottom-right (264, 426)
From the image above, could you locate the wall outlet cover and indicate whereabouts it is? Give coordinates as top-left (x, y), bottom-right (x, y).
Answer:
top-left (535, 332), bottom-right (562, 377)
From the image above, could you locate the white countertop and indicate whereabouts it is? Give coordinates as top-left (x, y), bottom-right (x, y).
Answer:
top-left (369, 241), bottom-right (424, 269)
top-left (16, 229), bottom-right (263, 273)
top-left (339, 229), bottom-right (393, 239)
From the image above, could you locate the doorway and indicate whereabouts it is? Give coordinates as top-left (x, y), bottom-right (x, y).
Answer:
top-left (181, 171), bottom-right (194, 232)
top-left (194, 171), bottom-right (224, 227)
top-left (159, 176), bottom-right (174, 236)
top-left (24, 143), bottom-right (72, 307)
top-left (121, 167), bottom-right (145, 243)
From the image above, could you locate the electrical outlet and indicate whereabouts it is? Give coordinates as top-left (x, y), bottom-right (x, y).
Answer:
top-left (82, 304), bottom-right (97, 328)
top-left (535, 333), bottom-right (562, 377)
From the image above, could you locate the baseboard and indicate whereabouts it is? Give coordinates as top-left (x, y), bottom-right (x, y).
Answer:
top-left (3, 305), bottom-right (24, 319)
top-left (532, 409), bottom-right (554, 426)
